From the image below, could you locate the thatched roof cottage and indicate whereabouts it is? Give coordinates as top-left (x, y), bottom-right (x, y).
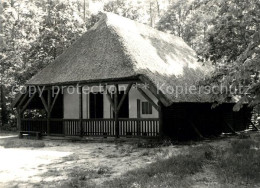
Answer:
top-left (13, 13), bottom-right (252, 140)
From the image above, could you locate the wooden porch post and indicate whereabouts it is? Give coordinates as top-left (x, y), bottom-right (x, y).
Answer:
top-left (47, 89), bottom-right (51, 136)
top-left (16, 92), bottom-right (28, 132)
top-left (189, 120), bottom-right (204, 139)
top-left (137, 99), bottom-right (141, 136)
top-left (38, 87), bottom-right (62, 136)
top-left (114, 84), bottom-right (119, 138)
top-left (223, 120), bottom-right (238, 135)
top-left (17, 107), bottom-right (22, 132)
top-left (158, 101), bottom-right (163, 137)
top-left (79, 86), bottom-right (83, 137)
top-left (105, 83), bottom-right (132, 138)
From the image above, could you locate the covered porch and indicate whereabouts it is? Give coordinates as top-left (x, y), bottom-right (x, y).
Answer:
top-left (14, 80), bottom-right (163, 138)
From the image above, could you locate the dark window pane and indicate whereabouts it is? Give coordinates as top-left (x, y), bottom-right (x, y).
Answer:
top-left (142, 101), bottom-right (152, 114)
top-left (148, 103), bottom-right (152, 114)
top-left (90, 92), bottom-right (103, 118)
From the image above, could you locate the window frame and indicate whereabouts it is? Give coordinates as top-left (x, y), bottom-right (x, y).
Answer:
top-left (141, 101), bottom-right (152, 115)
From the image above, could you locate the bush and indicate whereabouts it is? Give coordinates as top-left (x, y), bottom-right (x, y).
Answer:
top-left (0, 123), bottom-right (17, 132)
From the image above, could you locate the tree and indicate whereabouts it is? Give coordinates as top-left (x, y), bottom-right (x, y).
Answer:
top-left (0, 0), bottom-right (4, 126)
top-left (85, 0), bottom-right (150, 30)
top-left (157, 0), bottom-right (222, 54)
top-left (0, 0), bottom-right (87, 127)
top-left (103, 0), bottom-right (149, 24)
top-left (23, 0), bottom-right (86, 82)
top-left (204, 0), bottom-right (260, 108)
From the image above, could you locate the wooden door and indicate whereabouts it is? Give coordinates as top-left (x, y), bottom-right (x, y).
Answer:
top-left (90, 92), bottom-right (103, 119)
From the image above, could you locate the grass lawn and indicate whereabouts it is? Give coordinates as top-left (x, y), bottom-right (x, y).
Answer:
top-left (99, 135), bottom-right (260, 188)
top-left (63, 134), bottom-right (260, 188)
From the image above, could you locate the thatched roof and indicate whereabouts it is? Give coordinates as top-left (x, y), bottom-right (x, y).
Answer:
top-left (26, 12), bottom-right (214, 106)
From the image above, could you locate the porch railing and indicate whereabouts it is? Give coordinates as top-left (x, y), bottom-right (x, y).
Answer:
top-left (82, 119), bottom-right (116, 136)
top-left (21, 119), bottom-right (48, 135)
top-left (119, 118), bottom-right (159, 137)
top-left (21, 118), bottom-right (160, 137)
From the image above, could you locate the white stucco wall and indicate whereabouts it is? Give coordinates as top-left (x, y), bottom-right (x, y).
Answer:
top-left (82, 90), bottom-right (89, 119)
top-left (63, 87), bottom-right (80, 119)
top-left (63, 85), bottom-right (159, 119)
top-left (129, 87), bottom-right (159, 118)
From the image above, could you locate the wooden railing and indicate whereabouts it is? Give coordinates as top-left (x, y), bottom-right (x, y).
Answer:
top-left (21, 119), bottom-right (47, 135)
top-left (50, 119), bottom-right (64, 135)
top-left (119, 118), bottom-right (159, 137)
top-left (82, 119), bottom-right (116, 136)
top-left (21, 118), bottom-right (160, 137)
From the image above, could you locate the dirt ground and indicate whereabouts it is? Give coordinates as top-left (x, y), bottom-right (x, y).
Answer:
top-left (0, 134), bottom-right (189, 188)
top-left (1, 133), bottom-right (256, 188)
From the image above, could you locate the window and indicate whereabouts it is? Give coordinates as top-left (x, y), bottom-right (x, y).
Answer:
top-left (142, 102), bottom-right (152, 114)
top-left (89, 92), bottom-right (103, 119)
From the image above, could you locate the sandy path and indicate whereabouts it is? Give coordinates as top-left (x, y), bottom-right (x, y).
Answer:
top-left (0, 147), bottom-right (71, 187)
top-left (0, 137), bottom-right (182, 188)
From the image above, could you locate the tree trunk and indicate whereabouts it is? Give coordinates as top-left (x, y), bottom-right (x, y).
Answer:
top-left (0, 85), bottom-right (8, 126)
top-left (83, 0), bottom-right (86, 20)
top-left (83, 0), bottom-right (90, 21)
top-left (48, 0), bottom-right (52, 25)
top-left (0, 0), bottom-right (8, 126)
top-left (156, 0), bottom-right (160, 16)
top-left (0, 0), bottom-right (3, 52)
top-left (149, 1), bottom-right (153, 27)
top-left (11, 0), bottom-right (15, 7)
